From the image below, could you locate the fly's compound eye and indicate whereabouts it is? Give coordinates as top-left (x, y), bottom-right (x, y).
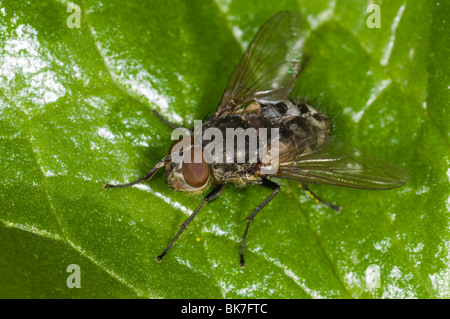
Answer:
top-left (182, 147), bottom-right (210, 188)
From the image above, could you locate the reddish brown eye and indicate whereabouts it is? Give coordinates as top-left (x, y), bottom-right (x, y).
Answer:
top-left (182, 147), bottom-right (210, 188)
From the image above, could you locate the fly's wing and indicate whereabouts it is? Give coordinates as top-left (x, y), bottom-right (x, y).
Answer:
top-left (216, 11), bottom-right (306, 117)
top-left (276, 139), bottom-right (408, 190)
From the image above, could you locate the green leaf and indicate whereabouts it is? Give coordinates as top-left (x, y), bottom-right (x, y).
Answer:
top-left (1, 0), bottom-right (449, 298)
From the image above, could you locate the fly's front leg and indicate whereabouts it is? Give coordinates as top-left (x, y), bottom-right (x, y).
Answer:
top-left (300, 184), bottom-right (341, 213)
top-left (240, 178), bottom-right (280, 268)
top-left (155, 184), bottom-right (226, 262)
top-left (104, 156), bottom-right (170, 189)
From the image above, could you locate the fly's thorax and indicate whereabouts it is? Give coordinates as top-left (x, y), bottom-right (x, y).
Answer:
top-left (210, 162), bottom-right (262, 186)
top-left (201, 113), bottom-right (273, 185)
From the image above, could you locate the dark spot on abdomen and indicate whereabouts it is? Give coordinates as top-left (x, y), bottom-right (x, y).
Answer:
top-left (313, 113), bottom-right (327, 122)
top-left (285, 116), bottom-right (310, 134)
top-left (274, 102), bottom-right (288, 115)
top-left (297, 103), bottom-right (310, 114)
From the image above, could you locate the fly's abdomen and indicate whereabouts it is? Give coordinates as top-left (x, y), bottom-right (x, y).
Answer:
top-left (259, 99), bottom-right (330, 156)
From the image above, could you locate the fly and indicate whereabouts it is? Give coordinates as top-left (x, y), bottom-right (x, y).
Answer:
top-left (104, 11), bottom-right (408, 268)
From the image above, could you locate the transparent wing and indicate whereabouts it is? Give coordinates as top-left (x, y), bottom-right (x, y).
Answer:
top-left (276, 139), bottom-right (408, 190)
top-left (216, 11), bottom-right (306, 117)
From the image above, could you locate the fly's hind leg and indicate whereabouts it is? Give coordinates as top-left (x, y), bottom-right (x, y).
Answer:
top-left (300, 184), bottom-right (341, 213)
top-left (240, 178), bottom-right (280, 268)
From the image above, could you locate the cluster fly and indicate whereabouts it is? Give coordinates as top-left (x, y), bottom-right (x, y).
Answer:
top-left (104, 11), bottom-right (407, 267)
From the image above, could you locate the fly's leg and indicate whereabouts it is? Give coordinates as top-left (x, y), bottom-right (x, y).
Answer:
top-left (300, 184), bottom-right (341, 213)
top-left (152, 109), bottom-right (180, 129)
top-left (104, 156), bottom-right (170, 189)
top-left (240, 179), bottom-right (280, 268)
top-left (155, 184), bottom-right (226, 263)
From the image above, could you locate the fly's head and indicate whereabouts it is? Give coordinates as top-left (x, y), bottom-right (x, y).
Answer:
top-left (164, 137), bottom-right (211, 194)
